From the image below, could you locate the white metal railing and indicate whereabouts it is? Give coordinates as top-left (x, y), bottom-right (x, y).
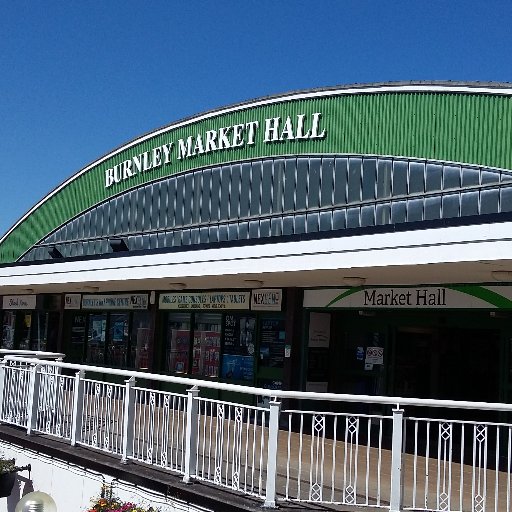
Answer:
top-left (1, 355), bottom-right (512, 511)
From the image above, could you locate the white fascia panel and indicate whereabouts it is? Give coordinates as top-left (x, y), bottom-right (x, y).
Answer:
top-left (0, 222), bottom-right (510, 287)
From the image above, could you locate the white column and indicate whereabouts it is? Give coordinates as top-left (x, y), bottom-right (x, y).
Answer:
top-left (0, 359), bottom-right (7, 421)
top-left (71, 370), bottom-right (85, 446)
top-left (390, 407), bottom-right (404, 512)
top-left (183, 385), bottom-right (199, 483)
top-left (264, 398), bottom-right (281, 508)
top-left (26, 363), bottom-right (42, 436)
top-left (121, 376), bottom-right (136, 463)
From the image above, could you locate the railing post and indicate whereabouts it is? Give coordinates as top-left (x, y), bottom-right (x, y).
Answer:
top-left (183, 385), bottom-right (199, 484)
top-left (264, 398), bottom-right (281, 508)
top-left (390, 407), bottom-right (404, 512)
top-left (121, 376), bottom-right (136, 463)
top-left (26, 363), bottom-right (42, 436)
top-left (0, 359), bottom-right (7, 421)
top-left (71, 370), bottom-right (85, 446)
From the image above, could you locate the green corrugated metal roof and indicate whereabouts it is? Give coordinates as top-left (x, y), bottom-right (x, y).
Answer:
top-left (2, 83), bottom-right (512, 263)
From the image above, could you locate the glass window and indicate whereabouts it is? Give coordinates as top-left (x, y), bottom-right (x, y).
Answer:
top-left (114, 197), bottom-right (123, 235)
top-left (107, 313), bottom-right (129, 368)
top-left (500, 188), bottom-right (512, 212)
top-left (218, 225), bottom-right (228, 242)
top-left (129, 191), bottom-right (138, 234)
top-left (443, 165), bottom-right (461, 190)
top-left (501, 172), bottom-right (512, 184)
top-left (424, 196), bottom-right (442, 220)
top-left (308, 158), bottom-right (321, 209)
top-left (157, 182), bottom-right (167, 231)
top-left (192, 172), bottom-right (203, 224)
top-left (249, 220), bottom-right (259, 238)
top-left (209, 226), bottom-right (219, 243)
top-left (481, 170), bottom-right (500, 185)
top-left (238, 222), bottom-right (248, 239)
top-left (272, 160), bottom-right (285, 214)
top-left (409, 162), bottom-right (425, 194)
top-left (462, 167), bottom-right (480, 187)
top-left (229, 164), bottom-right (241, 220)
top-left (167, 180), bottom-right (176, 228)
top-left (407, 198), bottom-right (424, 222)
top-left (260, 219), bottom-right (271, 237)
top-left (347, 158), bottom-right (362, 203)
top-left (320, 158), bottom-right (334, 207)
top-left (391, 201), bottom-right (407, 223)
top-left (294, 214), bottom-right (306, 234)
top-left (258, 317), bottom-right (286, 369)
top-left (460, 191), bottom-right (479, 216)
top-left (283, 158), bottom-right (296, 212)
top-left (143, 185), bottom-right (153, 231)
top-left (221, 314), bottom-right (256, 382)
top-left (442, 194), bottom-right (460, 218)
top-left (200, 227), bottom-right (209, 243)
top-left (319, 211), bottom-right (332, 231)
top-left (333, 209), bottom-right (346, 230)
top-left (346, 207), bottom-right (360, 228)
top-left (480, 189), bottom-right (499, 215)
top-left (2, 311), bottom-right (16, 349)
top-left (282, 216), bottom-right (294, 235)
top-left (193, 313), bottom-right (222, 378)
top-left (219, 165), bottom-right (231, 221)
top-left (306, 213), bottom-right (319, 233)
top-left (167, 312), bottom-right (191, 374)
top-left (89, 209), bottom-right (98, 238)
top-left (228, 223), bottom-right (238, 241)
top-left (87, 313), bottom-right (107, 365)
top-left (376, 203), bottom-right (391, 225)
top-left (210, 167), bottom-right (221, 222)
top-left (296, 158), bottom-right (308, 210)
top-left (261, 161), bottom-right (273, 215)
top-left (174, 176), bottom-right (185, 227)
top-left (425, 163), bottom-right (442, 192)
top-left (392, 161), bottom-right (408, 196)
top-left (334, 158), bottom-right (348, 205)
top-left (362, 159), bottom-right (377, 201)
top-left (200, 169), bottom-right (212, 223)
top-left (182, 174), bottom-right (193, 225)
top-left (239, 164), bottom-right (251, 218)
top-left (132, 311), bottom-right (152, 371)
top-left (271, 217), bottom-right (282, 236)
top-left (250, 161), bottom-right (262, 216)
top-left (361, 205), bottom-right (375, 227)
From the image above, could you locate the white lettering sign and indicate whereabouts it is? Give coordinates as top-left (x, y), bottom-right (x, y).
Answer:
top-left (64, 294), bottom-right (82, 310)
top-left (2, 295), bottom-right (37, 310)
top-left (159, 291), bottom-right (250, 310)
top-left (104, 112), bottom-right (327, 188)
top-left (251, 289), bottom-right (282, 311)
top-left (82, 294), bottom-right (148, 310)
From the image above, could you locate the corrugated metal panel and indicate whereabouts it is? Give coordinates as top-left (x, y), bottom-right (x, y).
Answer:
top-left (3, 90), bottom-right (512, 262)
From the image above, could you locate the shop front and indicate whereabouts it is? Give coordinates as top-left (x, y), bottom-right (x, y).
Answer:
top-left (158, 289), bottom-right (287, 399)
top-left (1, 294), bottom-right (60, 352)
top-left (304, 285), bottom-right (512, 407)
top-left (62, 293), bottom-right (153, 369)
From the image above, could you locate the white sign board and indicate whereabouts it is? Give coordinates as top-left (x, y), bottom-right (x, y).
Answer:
top-left (304, 286), bottom-right (512, 309)
top-left (308, 312), bottom-right (331, 348)
top-left (64, 294), bottom-right (82, 310)
top-left (159, 291), bottom-right (250, 310)
top-left (2, 295), bottom-right (37, 310)
top-left (365, 347), bottom-right (384, 365)
top-left (251, 289), bottom-right (282, 311)
top-left (82, 294), bottom-right (148, 310)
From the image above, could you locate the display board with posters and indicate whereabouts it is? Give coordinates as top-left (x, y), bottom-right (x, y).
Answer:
top-left (221, 313), bottom-right (256, 381)
top-left (259, 318), bottom-right (286, 368)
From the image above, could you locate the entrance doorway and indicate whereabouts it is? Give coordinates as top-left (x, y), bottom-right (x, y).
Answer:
top-left (393, 327), bottom-right (500, 403)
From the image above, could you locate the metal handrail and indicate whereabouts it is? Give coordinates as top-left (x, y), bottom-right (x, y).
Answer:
top-left (5, 355), bottom-right (512, 412)
top-left (0, 350), bottom-right (65, 360)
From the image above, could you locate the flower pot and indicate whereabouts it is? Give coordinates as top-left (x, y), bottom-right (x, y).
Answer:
top-left (0, 472), bottom-right (16, 498)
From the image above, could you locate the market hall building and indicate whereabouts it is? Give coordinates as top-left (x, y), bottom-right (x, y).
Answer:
top-left (1, 81), bottom-right (512, 405)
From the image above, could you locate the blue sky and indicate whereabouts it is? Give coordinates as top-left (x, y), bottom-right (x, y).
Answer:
top-left (1, 1), bottom-right (512, 237)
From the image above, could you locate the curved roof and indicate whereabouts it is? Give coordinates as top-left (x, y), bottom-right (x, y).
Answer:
top-left (2, 81), bottom-right (512, 263)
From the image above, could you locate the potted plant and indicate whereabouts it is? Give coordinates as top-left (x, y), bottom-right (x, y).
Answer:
top-left (87, 485), bottom-right (158, 512)
top-left (0, 458), bottom-right (31, 498)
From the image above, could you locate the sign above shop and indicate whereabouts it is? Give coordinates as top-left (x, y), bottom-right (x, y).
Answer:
top-left (64, 294), bottom-right (81, 310)
top-left (304, 286), bottom-right (512, 309)
top-left (2, 295), bottom-right (37, 310)
top-left (159, 291), bottom-right (251, 310)
top-left (251, 289), bottom-right (282, 311)
top-left (82, 294), bottom-right (148, 310)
